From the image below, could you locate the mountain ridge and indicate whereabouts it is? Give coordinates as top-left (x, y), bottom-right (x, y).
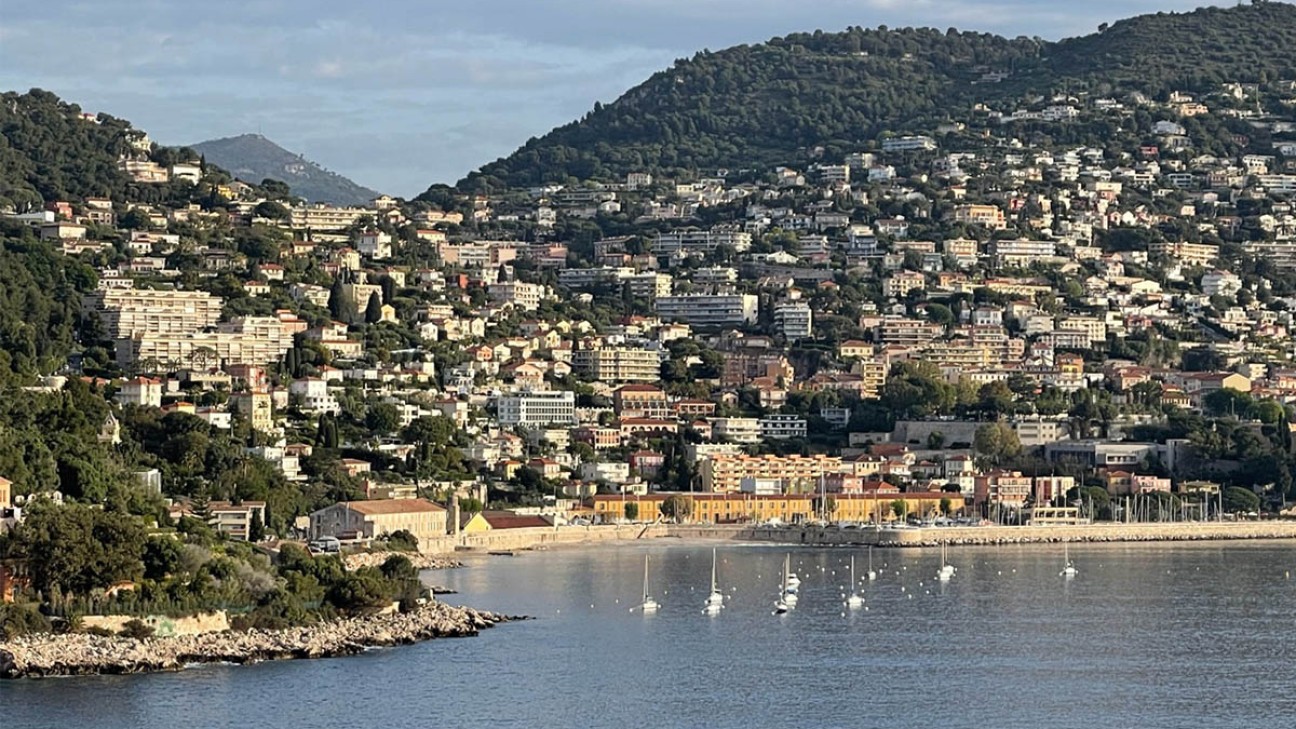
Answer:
top-left (449, 2), bottom-right (1296, 193)
top-left (190, 133), bottom-right (381, 206)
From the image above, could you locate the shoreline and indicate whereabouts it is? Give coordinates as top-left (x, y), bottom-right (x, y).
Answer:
top-left (417, 521), bottom-right (1296, 558)
top-left (0, 601), bottom-right (519, 680)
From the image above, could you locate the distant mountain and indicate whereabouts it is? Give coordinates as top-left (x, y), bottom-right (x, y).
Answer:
top-left (191, 134), bottom-right (380, 205)
top-left (452, 2), bottom-right (1296, 192)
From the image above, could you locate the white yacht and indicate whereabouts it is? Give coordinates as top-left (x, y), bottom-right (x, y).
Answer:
top-left (640, 554), bottom-right (660, 613)
top-left (703, 548), bottom-right (724, 615)
top-left (846, 555), bottom-right (865, 609)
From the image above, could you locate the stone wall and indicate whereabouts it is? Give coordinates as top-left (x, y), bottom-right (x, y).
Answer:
top-left (680, 521), bottom-right (1296, 547)
top-left (81, 611), bottom-right (230, 637)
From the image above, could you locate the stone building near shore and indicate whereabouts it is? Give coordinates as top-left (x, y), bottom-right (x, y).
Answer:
top-left (309, 499), bottom-right (447, 545)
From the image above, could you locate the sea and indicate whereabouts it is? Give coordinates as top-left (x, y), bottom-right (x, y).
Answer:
top-left (6, 540), bottom-right (1296, 728)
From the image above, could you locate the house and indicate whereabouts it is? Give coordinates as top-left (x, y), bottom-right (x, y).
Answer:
top-left (117, 377), bottom-right (163, 408)
top-left (309, 499), bottom-right (448, 545)
top-left (207, 501), bottom-right (266, 541)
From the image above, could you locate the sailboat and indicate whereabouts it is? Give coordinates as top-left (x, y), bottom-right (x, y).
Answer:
top-left (938, 542), bottom-right (955, 582)
top-left (775, 554), bottom-right (793, 614)
top-left (866, 546), bottom-right (878, 581)
top-left (703, 548), bottom-right (724, 615)
top-left (845, 555), bottom-right (865, 609)
top-left (640, 555), bottom-right (660, 613)
top-left (1060, 542), bottom-right (1078, 578)
top-left (785, 559), bottom-right (801, 595)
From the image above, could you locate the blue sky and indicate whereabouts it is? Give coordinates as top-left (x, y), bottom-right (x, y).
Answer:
top-left (1, 0), bottom-right (1213, 197)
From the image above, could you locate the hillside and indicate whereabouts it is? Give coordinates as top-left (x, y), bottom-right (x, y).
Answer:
top-left (0, 89), bottom-right (199, 209)
top-left (191, 134), bottom-right (380, 205)
top-left (453, 2), bottom-right (1296, 191)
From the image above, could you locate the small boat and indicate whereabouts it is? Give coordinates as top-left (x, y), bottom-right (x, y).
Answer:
top-left (1060, 542), bottom-right (1078, 578)
top-left (846, 555), bottom-right (865, 609)
top-left (640, 555), bottom-right (660, 613)
top-left (774, 597), bottom-right (790, 615)
top-left (703, 548), bottom-right (724, 615)
top-left (867, 547), bottom-right (877, 581)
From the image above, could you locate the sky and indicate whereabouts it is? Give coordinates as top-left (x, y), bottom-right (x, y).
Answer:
top-left (1, 0), bottom-right (1216, 197)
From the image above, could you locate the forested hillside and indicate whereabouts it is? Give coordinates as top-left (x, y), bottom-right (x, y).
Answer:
top-left (0, 89), bottom-right (206, 210)
top-left (454, 2), bottom-right (1296, 191)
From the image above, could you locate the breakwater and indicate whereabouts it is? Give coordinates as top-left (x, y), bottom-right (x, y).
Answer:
top-left (0, 601), bottom-right (517, 679)
top-left (684, 521), bottom-right (1296, 547)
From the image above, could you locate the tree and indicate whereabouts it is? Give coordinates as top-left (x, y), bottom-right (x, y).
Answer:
top-left (974, 422), bottom-right (1022, 465)
top-left (927, 431), bottom-right (946, 449)
top-left (365, 403), bottom-right (402, 435)
top-left (328, 279), bottom-right (354, 322)
top-left (890, 499), bottom-right (907, 520)
top-left (1223, 486), bottom-right (1261, 514)
top-left (939, 497), bottom-right (952, 515)
top-left (364, 293), bottom-right (384, 324)
top-left (660, 494), bottom-right (693, 522)
top-left (12, 502), bottom-right (147, 596)
top-left (977, 381), bottom-right (1016, 418)
top-left (253, 201), bottom-right (290, 221)
top-left (624, 502), bottom-right (640, 521)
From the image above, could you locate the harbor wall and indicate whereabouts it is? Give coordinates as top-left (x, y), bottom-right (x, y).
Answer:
top-left (417, 521), bottom-right (1296, 556)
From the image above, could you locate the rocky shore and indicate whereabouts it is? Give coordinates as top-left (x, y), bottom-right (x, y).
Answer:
top-left (0, 601), bottom-right (519, 679)
top-left (342, 551), bottom-right (462, 571)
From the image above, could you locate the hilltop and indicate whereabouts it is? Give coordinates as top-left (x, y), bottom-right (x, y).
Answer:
top-left (453, 2), bottom-right (1296, 191)
top-left (190, 134), bottom-right (381, 206)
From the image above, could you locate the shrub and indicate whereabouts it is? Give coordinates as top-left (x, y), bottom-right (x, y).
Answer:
top-left (0, 604), bottom-right (53, 639)
top-left (119, 619), bottom-right (155, 640)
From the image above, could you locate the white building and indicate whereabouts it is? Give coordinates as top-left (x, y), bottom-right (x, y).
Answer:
top-left (759, 414), bottom-right (808, 440)
top-left (496, 390), bottom-right (577, 426)
top-left (774, 301), bottom-right (813, 340)
top-left (712, 417), bottom-right (761, 444)
top-left (117, 377), bottom-right (163, 408)
top-left (289, 378), bottom-right (339, 414)
top-left (1201, 270), bottom-right (1242, 298)
top-left (655, 294), bottom-right (759, 327)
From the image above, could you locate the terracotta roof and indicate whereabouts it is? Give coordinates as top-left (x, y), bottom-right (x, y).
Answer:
top-left (345, 499), bottom-right (445, 515)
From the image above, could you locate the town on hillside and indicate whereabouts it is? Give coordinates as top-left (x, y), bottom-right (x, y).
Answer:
top-left (4, 74), bottom-right (1296, 589)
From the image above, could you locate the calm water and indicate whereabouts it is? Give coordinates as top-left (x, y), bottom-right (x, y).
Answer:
top-left (7, 540), bottom-right (1296, 728)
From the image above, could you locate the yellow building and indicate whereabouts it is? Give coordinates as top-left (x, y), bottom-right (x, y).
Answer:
top-left (592, 492), bottom-right (955, 524)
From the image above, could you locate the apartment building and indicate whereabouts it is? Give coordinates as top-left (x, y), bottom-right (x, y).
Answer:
top-left (990, 239), bottom-right (1057, 267)
top-left (759, 414), bottom-right (808, 440)
top-left (489, 282), bottom-right (545, 311)
top-left (655, 294), bottom-right (759, 327)
top-left (774, 301), bottom-right (813, 340)
top-left (881, 135), bottom-right (937, 152)
top-left (117, 315), bottom-right (299, 369)
top-left (289, 204), bottom-right (373, 230)
top-left (573, 348), bottom-right (662, 383)
top-left (1148, 240), bottom-right (1219, 266)
top-left (437, 241), bottom-right (518, 268)
top-left (651, 227), bottom-right (752, 255)
top-left (699, 453), bottom-right (842, 493)
top-left (496, 390), bottom-right (577, 426)
top-left (86, 289), bottom-right (223, 338)
top-left (711, 417), bottom-right (762, 444)
top-left (878, 316), bottom-right (944, 346)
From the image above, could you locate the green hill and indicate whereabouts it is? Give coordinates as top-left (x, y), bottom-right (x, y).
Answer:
top-left (190, 134), bottom-right (381, 206)
top-left (0, 88), bottom-right (205, 210)
top-left (452, 2), bottom-right (1296, 192)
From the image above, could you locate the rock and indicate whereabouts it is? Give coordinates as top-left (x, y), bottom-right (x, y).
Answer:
top-left (0, 601), bottom-right (520, 680)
